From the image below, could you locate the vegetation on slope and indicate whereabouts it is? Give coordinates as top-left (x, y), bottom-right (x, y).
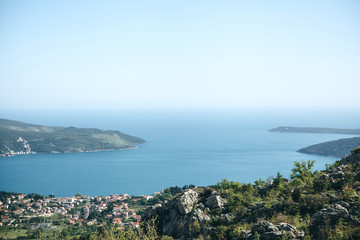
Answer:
top-left (297, 137), bottom-right (360, 157)
top-left (140, 147), bottom-right (360, 240)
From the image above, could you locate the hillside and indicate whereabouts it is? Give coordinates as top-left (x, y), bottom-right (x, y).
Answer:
top-left (0, 119), bottom-right (145, 157)
top-left (269, 126), bottom-right (360, 135)
top-left (297, 137), bottom-right (360, 157)
top-left (140, 147), bottom-right (360, 240)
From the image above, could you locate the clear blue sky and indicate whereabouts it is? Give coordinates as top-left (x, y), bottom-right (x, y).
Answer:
top-left (1, 0), bottom-right (359, 110)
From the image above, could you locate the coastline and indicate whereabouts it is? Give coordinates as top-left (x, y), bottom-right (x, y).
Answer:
top-left (0, 145), bottom-right (141, 158)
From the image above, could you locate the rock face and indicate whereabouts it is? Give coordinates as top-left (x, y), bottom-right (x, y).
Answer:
top-left (144, 189), bottom-right (225, 238)
top-left (160, 189), bottom-right (203, 237)
top-left (205, 193), bottom-right (224, 209)
top-left (177, 189), bottom-right (199, 215)
top-left (191, 208), bottom-right (211, 223)
top-left (160, 189), bottom-right (208, 238)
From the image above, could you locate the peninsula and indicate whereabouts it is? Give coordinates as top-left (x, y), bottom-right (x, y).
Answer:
top-left (269, 126), bottom-right (360, 157)
top-left (0, 119), bottom-right (145, 157)
top-left (297, 137), bottom-right (360, 157)
top-left (269, 126), bottom-right (360, 135)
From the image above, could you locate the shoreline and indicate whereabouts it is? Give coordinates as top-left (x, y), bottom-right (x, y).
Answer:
top-left (0, 145), bottom-right (141, 158)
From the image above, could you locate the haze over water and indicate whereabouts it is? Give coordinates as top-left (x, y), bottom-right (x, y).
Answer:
top-left (1, 109), bottom-right (359, 197)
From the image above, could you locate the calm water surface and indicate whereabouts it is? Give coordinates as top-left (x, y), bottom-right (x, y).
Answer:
top-left (0, 109), bottom-right (359, 197)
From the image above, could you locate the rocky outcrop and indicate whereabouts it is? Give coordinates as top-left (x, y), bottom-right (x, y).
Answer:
top-left (177, 189), bottom-right (199, 215)
top-left (314, 148), bottom-right (360, 190)
top-left (143, 188), bottom-right (229, 238)
top-left (338, 147), bottom-right (360, 165)
top-left (191, 208), bottom-right (211, 222)
top-left (145, 187), bottom-right (305, 239)
top-left (277, 222), bottom-right (303, 238)
top-left (309, 203), bottom-right (350, 239)
top-left (251, 220), bottom-right (281, 239)
top-left (314, 164), bottom-right (350, 189)
top-left (144, 189), bottom-right (210, 238)
top-left (205, 191), bottom-right (224, 209)
top-left (246, 220), bottom-right (304, 240)
top-left (310, 203), bottom-right (349, 225)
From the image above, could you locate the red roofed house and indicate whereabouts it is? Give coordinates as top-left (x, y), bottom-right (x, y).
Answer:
top-left (112, 218), bottom-right (122, 225)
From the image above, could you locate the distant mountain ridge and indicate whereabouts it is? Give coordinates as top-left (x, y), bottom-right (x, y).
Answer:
top-left (0, 118), bottom-right (145, 157)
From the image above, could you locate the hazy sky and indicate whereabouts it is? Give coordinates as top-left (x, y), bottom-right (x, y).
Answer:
top-left (1, 0), bottom-right (359, 110)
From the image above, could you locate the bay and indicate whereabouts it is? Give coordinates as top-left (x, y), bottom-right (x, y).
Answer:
top-left (0, 109), bottom-right (359, 197)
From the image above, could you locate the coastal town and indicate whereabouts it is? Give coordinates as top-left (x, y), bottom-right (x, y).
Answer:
top-left (0, 191), bottom-right (161, 239)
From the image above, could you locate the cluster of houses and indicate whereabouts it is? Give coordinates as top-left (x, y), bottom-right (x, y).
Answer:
top-left (1, 137), bottom-right (34, 157)
top-left (0, 192), bottom-right (160, 229)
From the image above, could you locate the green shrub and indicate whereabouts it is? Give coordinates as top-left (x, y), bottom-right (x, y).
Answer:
top-left (299, 194), bottom-right (328, 214)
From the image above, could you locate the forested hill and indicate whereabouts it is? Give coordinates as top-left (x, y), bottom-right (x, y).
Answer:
top-left (297, 137), bottom-right (360, 157)
top-left (269, 126), bottom-right (360, 135)
top-left (0, 118), bottom-right (145, 157)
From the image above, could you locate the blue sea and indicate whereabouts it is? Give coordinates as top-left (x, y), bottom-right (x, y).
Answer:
top-left (0, 109), bottom-right (359, 197)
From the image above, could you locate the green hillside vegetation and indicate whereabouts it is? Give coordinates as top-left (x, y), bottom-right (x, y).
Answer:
top-left (0, 119), bottom-right (145, 156)
top-left (141, 148), bottom-right (360, 240)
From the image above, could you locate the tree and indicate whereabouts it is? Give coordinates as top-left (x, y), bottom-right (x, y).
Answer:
top-left (290, 160), bottom-right (315, 189)
top-left (273, 172), bottom-right (284, 189)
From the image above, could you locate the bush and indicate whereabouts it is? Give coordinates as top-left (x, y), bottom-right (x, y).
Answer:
top-left (299, 194), bottom-right (328, 214)
top-left (313, 177), bottom-right (331, 192)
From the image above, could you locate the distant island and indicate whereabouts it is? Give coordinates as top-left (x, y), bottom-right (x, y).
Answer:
top-left (0, 119), bottom-right (145, 157)
top-left (270, 126), bottom-right (360, 157)
top-left (269, 126), bottom-right (360, 135)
